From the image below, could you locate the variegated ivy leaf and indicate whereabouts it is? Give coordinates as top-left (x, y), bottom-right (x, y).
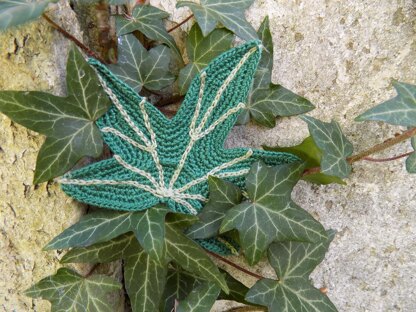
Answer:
top-left (108, 34), bottom-right (174, 93)
top-left (245, 231), bottom-right (337, 312)
top-left (186, 176), bottom-right (242, 239)
top-left (0, 47), bottom-right (111, 184)
top-left (178, 23), bottom-right (233, 94)
top-left (406, 136), bottom-right (416, 173)
top-left (177, 281), bottom-right (221, 312)
top-left (301, 116), bottom-right (353, 179)
top-left (238, 17), bottom-right (314, 127)
top-left (177, 0), bottom-right (258, 41)
top-left (221, 161), bottom-right (327, 265)
top-left (45, 207), bottom-right (169, 264)
top-left (0, 0), bottom-right (57, 30)
top-left (25, 268), bottom-right (121, 312)
top-left (264, 136), bottom-right (346, 185)
top-left (116, 4), bottom-right (180, 57)
top-left (356, 81), bottom-right (416, 126)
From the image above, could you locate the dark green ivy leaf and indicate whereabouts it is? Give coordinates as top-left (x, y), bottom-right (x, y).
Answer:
top-left (252, 16), bottom-right (273, 90)
top-left (264, 136), bottom-right (346, 185)
top-left (221, 161), bottom-right (327, 265)
top-left (217, 269), bottom-right (250, 304)
top-left (0, 0), bottom-right (57, 30)
top-left (406, 136), bottom-right (416, 173)
top-left (186, 176), bottom-right (242, 239)
top-left (25, 268), bottom-right (121, 312)
top-left (177, 281), bottom-right (221, 312)
top-left (178, 23), bottom-right (233, 94)
top-left (301, 116), bottom-right (353, 179)
top-left (0, 47), bottom-right (111, 184)
top-left (116, 4), bottom-right (180, 57)
top-left (355, 81), bottom-right (416, 126)
top-left (108, 34), bottom-right (174, 93)
top-left (177, 0), bottom-right (257, 41)
top-left (245, 231), bottom-right (338, 312)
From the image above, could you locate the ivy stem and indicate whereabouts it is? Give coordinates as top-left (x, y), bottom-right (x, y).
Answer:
top-left (303, 127), bottom-right (416, 176)
top-left (167, 14), bottom-right (194, 33)
top-left (42, 14), bottom-right (107, 64)
top-left (206, 250), bottom-right (266, 280)
top-left (362, 151), bottom-right (414, 162)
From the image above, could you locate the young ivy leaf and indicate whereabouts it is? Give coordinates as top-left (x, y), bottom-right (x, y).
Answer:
top-left (108, 34), bottom-right (174, 93)
top-left (0, 47), bottom-right (111, 184)
top-left (220, 161), bottom-right (327, 265)
top-left (301, 116), bottom-right (353, 179)
top-left (238, 17), bottom-right (314, 127)
top-left (0, 0), bottom-right (57, 30)
top-left (24, 268), bottom-right (121, 312)
top-left (116, 4), bottom-right (180, 57)
top-left (176, 281), bottom-right (221, 312)
top-left (245, 231), bottom-right (338, 312)
top-left (264, 136), bottom-right (346, 185)
top-left (355, 81), bottom-right (416, 126)
top-left (186, 176), bottom-right (242, 239)
top-left (406, 136), bottom-right (416, 173)
top-left (178, 24), bottom-right (233, 94)
top-left (177, 0), bottom-right (258, 41)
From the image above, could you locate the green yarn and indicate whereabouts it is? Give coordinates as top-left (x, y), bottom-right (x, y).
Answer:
top-left (58, 40), bottom-right (299, 253)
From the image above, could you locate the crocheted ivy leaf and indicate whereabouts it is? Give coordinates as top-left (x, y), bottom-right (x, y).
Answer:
top-left (356, 81), bottom-right (416, 126)
top-left (58, 40), bottom-right (299, 217)
top-left (264, 136), bottom-right (346, 185)
top-left (177, 281), bottom-right (221, 312)
top-left (245, 231), bottom-right (337, 312)
top-left (237, 18), bottom-right (314, 127)
top-left (186, 176), bottom-right (241, 239)
top-left (301, 116), bottom-right (353, 179)
top-left (116, 4), bottom-right (180, 57)
top-left (178, 24), bottom-right (233, 94)
top-left (406, 136), bottom-right (416, 173)
top-left (165, 220), bottom-right (229, 293)
top-left (220, 161), bottom-right (327, 265)
top-left (177, 0), bottom-right (258, 41)
top-left (108, 35), bottom-right (174, 93)
top-left (0, 0), bottom-right (56, 30)
top-left (45, 207), bottom-right (169, 264)
top-left (0, 47), bottom-right (111, 184)
top-left (24, 268), bottom-right (121, 312)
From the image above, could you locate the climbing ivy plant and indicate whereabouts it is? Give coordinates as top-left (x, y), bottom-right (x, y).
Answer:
top-left (0, 1), bottom-right (415, 311)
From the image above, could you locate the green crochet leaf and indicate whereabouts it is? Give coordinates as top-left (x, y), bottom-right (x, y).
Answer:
top-left (58, 40), bottom-right (299, 216)
top-left (177, 0), bottom-right (258, 41)
top-left (25, 268), bottom-right (121, 312)
top-left (177, 281), bottom-right (221, 312)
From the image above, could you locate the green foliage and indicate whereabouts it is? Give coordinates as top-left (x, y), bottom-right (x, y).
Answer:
top-left (176, 281), bottom-right (221, 312)
top-left (0, 0), bottom-right (56, 30)
top-left (178, 24), bottom-right (233, 94)
top-left (301, 116), bottom-right (354, 179)
top-left (221, 161), bottom-right (327, 265)
top-left (0, 47), bottom-right (111, 184)
top-left (25, 268), bottom-right (121, 312)
top-left (177, 0), bottom-right (258, 41)
top-left (406, 136), bottom-right (416, 173)
top-left (245, 231), bottom-right (337, 311)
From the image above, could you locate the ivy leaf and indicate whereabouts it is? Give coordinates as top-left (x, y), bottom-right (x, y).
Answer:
top-left (221, 161), bottom-right (327, 265)
top-left (245, 231), bottom-right (337, 312)
top-left (264, 136), bottom-right (346, 185)
top-left (301, 116), bottom-right (353, 179)
top-left (177, 0), bottom-right (257, 41)
top-left (165, 220), bottom-right (229, 293)
top-left (116, 4), bottom-right (180, 57)
top-left (406, 136), bottom-right (416, 173)
top-left (238, 18), bottom-right (314, 127)
top-left (356, 81), bottom-right (416, 126)
top-left (160, 268), bottom-right (200, 312)
top-left (108, 35), bottom-right (174, 93)
top-left (0, 47), bottom-right (111, 183)
top-left (178, 24), bottom-right (233, 94)
top-left (177, 281), bottom-right (221, 312)
top-left (217, 269), bottom-right (250, 304)
top-left (25, 268), bottom-right (121, 312)
top-left (0, 0), bottom-right (57, 30)
top-left (186, 177), bottom-right (241, 239)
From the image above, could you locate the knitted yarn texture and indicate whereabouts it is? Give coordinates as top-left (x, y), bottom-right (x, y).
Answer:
top-left (58, 40), bottom-right (298, 216)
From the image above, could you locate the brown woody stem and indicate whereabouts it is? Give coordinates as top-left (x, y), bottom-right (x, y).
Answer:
top-left (167, 14), bottom-right (194, 33)
top-left (363, 151), bottom-right (414, 162)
